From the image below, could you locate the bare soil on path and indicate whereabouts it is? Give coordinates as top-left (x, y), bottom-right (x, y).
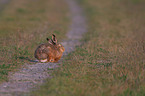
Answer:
top-left (0, 0), bottom-right (9, 11)
top-left (0, 0), bottom-right (87, 95)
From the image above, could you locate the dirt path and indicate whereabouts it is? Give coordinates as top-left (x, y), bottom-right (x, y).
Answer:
top-left (0, 0), bottom-right (87, 95)
top-left (0, 0), bottom-right (9, 12)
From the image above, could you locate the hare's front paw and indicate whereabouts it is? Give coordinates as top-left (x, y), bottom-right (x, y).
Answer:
top-left (49, 59), bottom-right (55, 62)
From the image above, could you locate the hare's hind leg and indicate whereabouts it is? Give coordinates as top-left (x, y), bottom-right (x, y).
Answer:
top-left (40, 59), bottom-right (48, 63)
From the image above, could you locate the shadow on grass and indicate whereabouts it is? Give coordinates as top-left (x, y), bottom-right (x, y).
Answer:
top-left (19, 56), bottom-right (38, 63)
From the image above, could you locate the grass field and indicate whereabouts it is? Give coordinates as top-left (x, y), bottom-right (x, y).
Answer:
top-left (31, 0), bottom-right (145, 96)
top-left (0, 0), bottom-right (69, 83)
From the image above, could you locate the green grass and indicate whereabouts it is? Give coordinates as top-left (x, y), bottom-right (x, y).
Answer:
top-left (0, 0), bottom-right (69, 83)
top-left (31, 0), bottom-right (145, 96)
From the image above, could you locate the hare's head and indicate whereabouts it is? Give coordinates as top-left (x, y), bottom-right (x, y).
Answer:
top-left (46, 34), bottom-right (65, 52)
top-left (58, 43), bottom-right (65, 52)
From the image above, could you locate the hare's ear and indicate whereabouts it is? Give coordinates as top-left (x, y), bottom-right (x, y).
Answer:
top-left (46, 38), bottom-right (52, 44)
top-left (46, 38), bottom-right (50, 41)
top-left (52, 34), bottom-right (57, 44)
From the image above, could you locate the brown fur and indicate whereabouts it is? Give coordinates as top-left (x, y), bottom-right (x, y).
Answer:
top-left (34, 34), bottom-right (65, 63)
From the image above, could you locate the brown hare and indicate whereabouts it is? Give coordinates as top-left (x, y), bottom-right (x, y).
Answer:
top-left (34, 34), bottom-right (65, 63)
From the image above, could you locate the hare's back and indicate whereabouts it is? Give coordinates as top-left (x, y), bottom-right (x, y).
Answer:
top-left (35, 43), bottom-right (53, 55)
top-left (34, 44), bottom-right (47, 57)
